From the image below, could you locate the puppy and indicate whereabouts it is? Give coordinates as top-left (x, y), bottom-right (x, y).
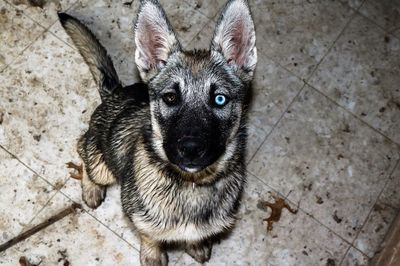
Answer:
top-left (59, 0), bottom-right (256, 264)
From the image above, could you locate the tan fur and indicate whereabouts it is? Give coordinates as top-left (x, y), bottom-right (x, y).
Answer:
top-left (80, 162), bottom-right (106, 209)
top-left (88, 153), bottom-right (116, 185)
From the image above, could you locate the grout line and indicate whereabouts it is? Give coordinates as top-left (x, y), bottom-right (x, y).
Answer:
top-left (56, 186), bottom-right (141, 252)
top-left (0, 0), bottom-right (79, 73)
top-left (304, 0), bottom-right (365, 84)
top-left (245, 1), bottom-right (367, 165)
top-left (184, 17), bottom-right (213, 49)
top-left (305, 82), bottom-right (400, 148)
top-left (247, 170), bottom-right (358, 256)
top-left (246, 82), bottom-right (306, 165)
top-left (339, 158), bottom-right (400, 265)
top-left (24, 190), bottom-right (62, 229)
top-left (352, 2), bottom-right (400, 42)
top-left (0, 144), bottom-right (57, 188)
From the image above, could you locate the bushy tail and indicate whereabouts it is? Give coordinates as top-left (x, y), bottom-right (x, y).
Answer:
top-left (58, 13), bottom-right (120, 101)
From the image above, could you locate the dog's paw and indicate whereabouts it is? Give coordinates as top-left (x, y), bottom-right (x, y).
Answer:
top-left (140, 251), bottom-right (168, 266)
top-left (82, 183), bottom-right (106, 209)
top-left (185, 241), bottom-right (212, 264)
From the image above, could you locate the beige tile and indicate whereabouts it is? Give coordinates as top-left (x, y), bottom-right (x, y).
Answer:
top-left (158, 0), bottom-right (211, 47)
top-left (358, 0), bottom-right (400, 33)
top-left (247, 53), bottom-right (304, 161)
top-left (341, 247), bottom-right (370, 266)
top-left (184, 0), bottom-right (225, 19)
top-left (0, 192), bottom-right (139, 265)
top-left (354, 163), bottom-right (400, 257)
top-left (175, 174), bottom-right (349, 265)
top-left (0, 30), bottom-right (99, 186)
top-left (248, 86), bottom-right (400, 242)
top-left (185, 17), bottom-right (215, 51)
top-left (0, 148), bottom-right (56, 245)
top-left (60, 179), bottom-right (141, 250)
top-left (0, 1), bottom-right (45, 70)
top-left (309, 14), bottom-right (400, 144)
top-left (9, 0), bottom-right (77, 28)
top-left (251, 0), bottom-right (354, 79)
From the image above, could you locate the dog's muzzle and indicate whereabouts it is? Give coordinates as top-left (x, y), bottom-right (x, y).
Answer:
top-left (177, 136), bottom-right (208, 172)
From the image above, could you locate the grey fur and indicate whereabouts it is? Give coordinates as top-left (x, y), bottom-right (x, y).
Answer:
top-left (58, 0), bottom-right (257, 265)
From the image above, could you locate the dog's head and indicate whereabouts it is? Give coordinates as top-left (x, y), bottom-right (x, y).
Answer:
top-left (134, 0), bottom-right (257, 176)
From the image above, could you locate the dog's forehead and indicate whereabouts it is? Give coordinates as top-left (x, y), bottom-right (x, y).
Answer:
top-left (179, 51), bottom-right (235, 86)
top-left (182, 50), bottom-right (213, 75)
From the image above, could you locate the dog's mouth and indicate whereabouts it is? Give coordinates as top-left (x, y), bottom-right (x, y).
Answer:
top-left (169, 161), bottom-right (219, 184)
top-left (180, 164), bottom-right (203, 173)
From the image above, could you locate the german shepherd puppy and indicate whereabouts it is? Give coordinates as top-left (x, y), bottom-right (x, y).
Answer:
top-left (59, 0), bottom-right (256, 264)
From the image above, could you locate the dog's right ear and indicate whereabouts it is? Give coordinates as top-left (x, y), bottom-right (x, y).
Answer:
top-left (134, 0), bottom-right (181, 82)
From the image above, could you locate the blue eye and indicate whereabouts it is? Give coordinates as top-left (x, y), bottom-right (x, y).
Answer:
top-left (214, 94), bottom-right (227, 106)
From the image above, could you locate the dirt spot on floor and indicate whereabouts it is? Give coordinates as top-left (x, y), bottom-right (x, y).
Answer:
top-left (257, 196), bottom-right (298, 232)
top-left (326, 258), bottom-right (336, 266)
top-left (332, 210), bottom-right (343, 224)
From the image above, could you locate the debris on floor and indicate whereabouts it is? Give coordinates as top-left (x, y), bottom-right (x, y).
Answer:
top-left (0, 203), bottom-right (82, 252)
top-left (66, 162), bottom-right (83, 180)
top-left (257, 196), bottom-right (298, 232)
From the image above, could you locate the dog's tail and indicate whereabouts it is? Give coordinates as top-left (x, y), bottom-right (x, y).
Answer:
top-left (58, 13), bottom-right (121, 101)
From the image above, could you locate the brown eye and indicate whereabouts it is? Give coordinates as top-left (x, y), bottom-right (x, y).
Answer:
top-left (162, 92), bottom-right (178, 106)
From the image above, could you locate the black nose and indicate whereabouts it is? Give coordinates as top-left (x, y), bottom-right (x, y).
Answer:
top-left (178, 137), bottom-right (206, 161)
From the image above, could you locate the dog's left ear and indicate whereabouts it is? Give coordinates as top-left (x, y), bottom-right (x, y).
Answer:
top-left (212, 0), bottom-right (257, 81)
top-left (134, 0), bottom-right (181, 82)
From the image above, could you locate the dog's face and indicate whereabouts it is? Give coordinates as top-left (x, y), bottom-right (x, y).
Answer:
top-left (134, 0), bottom-right (257, 174)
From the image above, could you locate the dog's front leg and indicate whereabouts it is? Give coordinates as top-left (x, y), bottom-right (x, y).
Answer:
top-left (185, 240), bottom-right (213, 263)
top-left (140, 234), bottom-right (167, 266)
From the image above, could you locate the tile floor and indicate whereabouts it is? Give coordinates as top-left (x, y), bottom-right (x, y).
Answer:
top-left (0, 0), bottom-right (399, 265)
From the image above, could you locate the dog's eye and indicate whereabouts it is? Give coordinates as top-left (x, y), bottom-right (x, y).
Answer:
top-left (214, 94), bottom-right (228, 107)
top-left (162, 92), bottom-right (178, 106)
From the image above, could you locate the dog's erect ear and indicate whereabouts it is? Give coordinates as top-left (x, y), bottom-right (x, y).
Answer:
top-left (134, 0), bottom-right (181, 82)
top-left (211, 0), bottom-right (257, 81)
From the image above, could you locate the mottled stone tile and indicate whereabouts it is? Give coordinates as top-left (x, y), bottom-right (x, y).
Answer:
top-left (184, 0), bottom-right (225, 19)
top-left (354, 164), bottom-right (400, 257)
top-left (0, 30), bottom-right (99, 185)
top-left (185, 17), bottom-right (214, 51)
top-left (0, 148), bottom-right (56, 245)
top-left (175, 174), bottom-right (349, 265)
top-left (341, 0), bottom-right (365, 10)
top-left (60, 178), bottom-right (141, 250)
top-left (341, 247), bottom-right (370, 266)
top-left (247, 53), bottom-right (304, 161)
top-left (248, 86), bottom-right (400, 242)
top-left (358, 0), bottom-right (400, 33)
top-left (0, 1), bottom-right (45, 70)
top-left (0, 192), bottom-right (139, 265)
top-left (158, 0), bottom-right (211, 47)
top-left (309, 14), bottom-right (400, 144)
top-left (9, 0), bottom-right (77, 28)
top-left (251, 0), bottom-right (354, 79)
top-left (394, 27), bottom-right (400, 39)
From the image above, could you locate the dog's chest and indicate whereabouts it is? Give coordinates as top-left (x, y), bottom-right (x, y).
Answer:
top-left (128, 186), bottom-right (235, 242)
